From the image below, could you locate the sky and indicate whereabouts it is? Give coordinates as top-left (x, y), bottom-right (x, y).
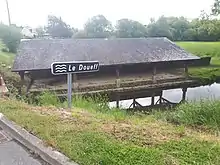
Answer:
top-left (0, 0), bottom-right (215, 29)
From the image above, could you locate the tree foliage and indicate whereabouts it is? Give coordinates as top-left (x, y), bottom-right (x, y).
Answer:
top-left (46, 15), bottom-right (73, 38)
top-left (35, 26), bottom-right (46, 37)
top-left (3, 5), bottom-right (220, 54)
top-left (84, 15), bottom-right (113, 38)
top-left (212, 0), bottom-right (220, 15)
top-left (74, 13), bottom-right (220, 42)
top-left (115, 19), bottom-right (147, 38)
top-left (0, 24), bottom-right (21, 53)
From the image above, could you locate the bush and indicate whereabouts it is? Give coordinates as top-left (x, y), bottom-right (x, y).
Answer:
top-left (0, 24), bottom-right (21, 53)
top-left (165, 100), bottom-right (220, 129)
top-left (1, 48), bottom-right (8, 52)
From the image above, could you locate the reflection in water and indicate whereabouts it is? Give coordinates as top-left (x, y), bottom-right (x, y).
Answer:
top-left (109, 83), bottom-right (220, 109)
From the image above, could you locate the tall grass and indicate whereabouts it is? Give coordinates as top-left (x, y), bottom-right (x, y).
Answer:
top-left (37, 91), bottom-right (110, 110)
top-left (37, 91), bottom-right (61, 107)
top-left (36, 91), bottom-right (131, 121)
top-left (161, 100), bottom-right (220, 130)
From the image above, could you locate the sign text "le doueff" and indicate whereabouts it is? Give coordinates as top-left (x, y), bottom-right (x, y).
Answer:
top-left (51, 61), bottom-right (99, 75)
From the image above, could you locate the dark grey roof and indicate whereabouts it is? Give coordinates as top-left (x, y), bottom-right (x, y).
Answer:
top-left (12, 37), bottom-right (200, 71)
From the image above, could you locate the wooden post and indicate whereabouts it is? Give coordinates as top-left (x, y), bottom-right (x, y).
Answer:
top-left (159, 91), bottom-right (163, 104)
top-left (116, 67), bottom-right (120, 88)
top-left (152, 66), bottom-right (157, 83)
top-left (182, 88), bottom-right (187, 102)
top-left (184, 64), bottom-right (188, 78)
top-left (73, 73), bottom-right (78, 92)
top-left (133, 98), bottom-right (136, 108)
top-left (18, 71), bottom-right (25, 95)
top-left (26, 78), bottom-right (34, 94)
top-left (151, 92), bottom-right (155, 106)
top-left (116, 93), bottom-right (120, 108)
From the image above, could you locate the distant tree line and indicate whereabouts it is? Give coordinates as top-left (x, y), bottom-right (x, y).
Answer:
top-left (37, 10), bottom-right (220, 41)
top-left (1, 0), bottom-right (220, 53)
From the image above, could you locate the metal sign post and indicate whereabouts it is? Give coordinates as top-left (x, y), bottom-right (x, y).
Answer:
top-left (51, 61), bottom-right (100, 109)
top-left (67, 73), bottom-right (72, 109)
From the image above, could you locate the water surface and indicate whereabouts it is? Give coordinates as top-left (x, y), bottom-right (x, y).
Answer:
top-left (109, 83), bottom-right (220, 108)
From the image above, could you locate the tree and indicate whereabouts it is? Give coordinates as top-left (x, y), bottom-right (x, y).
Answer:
top-left (167, 17), bottom-right (190, 40)
top-left (212, 0), bottom-right (220, 15)
top-left (84, 15), bottom-right (113, 38)
top-left (35, 26), bottom-right (46, 37)
top-left (115, 19), bottom-right (147, 38)
top-left (46, 15), bottom-right (73, 38)
top-left (147, 16), bottom-right (174, 39)
top-left (0, 24), bottom-right (21, 53)
top-left (73, 30), bottom-right (87, 38)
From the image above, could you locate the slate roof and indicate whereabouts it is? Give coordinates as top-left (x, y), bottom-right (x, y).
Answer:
top-left (12, 37), bottom-right (200, 72)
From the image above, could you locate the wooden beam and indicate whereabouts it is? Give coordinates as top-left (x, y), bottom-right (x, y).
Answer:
top-left (26, 78), bottom-right (34, 94)
top-left (152, 66), bottom-right (157, 83)
top-left (184, 64), bottom-right (189, 78)
top-left (73, 73), bottom-right (78, 92)
top-left (133, 98), bottom-right (136, 108)
top-left (159, 91), bottom-right (163, 104)
top-left (116, 67), bottom-right (120, 88)
top-left (116, 93), bottom-right (120, 108)
top-left (151, 92), bottom-right (155, 106)
top-left (182, 88), bottom-right (187, 102)
top-left (18, 71), bottom-right (25, 95)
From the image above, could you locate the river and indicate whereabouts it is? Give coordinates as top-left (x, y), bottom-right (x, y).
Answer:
top-left (109, 83), bottom-right (220, 108)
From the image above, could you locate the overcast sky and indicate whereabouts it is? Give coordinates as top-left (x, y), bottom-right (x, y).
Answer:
top-left (0, 0), bottom-right (214, 29)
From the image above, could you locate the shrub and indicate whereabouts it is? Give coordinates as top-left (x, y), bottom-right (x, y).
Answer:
top-left (1, 48), bottom-right (8, 52)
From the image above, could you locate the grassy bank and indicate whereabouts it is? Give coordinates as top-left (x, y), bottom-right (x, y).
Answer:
top-left (0, 97), bottom-right (220, 165)
top-left (0, 43), bottom-right (19, 94)
top-left (176, 42), bottom-right (220, 83)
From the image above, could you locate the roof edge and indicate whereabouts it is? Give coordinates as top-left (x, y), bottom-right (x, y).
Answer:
top-left (11, 58), bottom-right (203, 72)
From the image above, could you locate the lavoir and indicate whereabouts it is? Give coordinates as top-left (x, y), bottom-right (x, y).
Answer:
top-left (12, 37), bottom-right (211, 110)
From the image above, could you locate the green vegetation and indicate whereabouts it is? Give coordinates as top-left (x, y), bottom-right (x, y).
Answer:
top-left (155, 100), bottom-right (220, 130)
top-left (0, 42), bottom-right (19, 94)
top-left (0, 24), bottom-right (21, 53)
top-left (176, 42), bottom-right (220, 83)
top-left (177, 42), bottom-right (220, 57)
top-left (0, 40), bottom-right (220, 164)
top-left (1, 97), bottom-right (220, 165)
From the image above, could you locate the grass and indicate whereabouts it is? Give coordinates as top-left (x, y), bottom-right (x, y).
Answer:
top-left (0, 97), bottom-right (220, 165)
top-left (177, 42), bottom-right (220, 57)
top-left (176, 42), bottom-right (220, 83)
top-left (155, 100), bottom-right (220, 131)
top-left (0, 42), bottom-right (19, 94)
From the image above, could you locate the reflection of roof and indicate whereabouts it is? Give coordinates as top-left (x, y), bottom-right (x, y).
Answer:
top-left (12, 37), bottom-right (200, 72)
